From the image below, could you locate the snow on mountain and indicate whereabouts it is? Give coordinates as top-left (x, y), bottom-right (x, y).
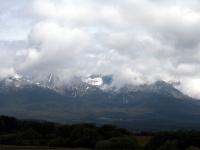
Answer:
top-left (40, 73), bottom-right (59, 89)
top-left (116, 80), bottom-right (187, 100)
top-left (82, 76), bottom-right (103, 86)
top-left (13, 74), bottom-right (23, 81)
top-left (0, 73), bottom-right (188, 100)
top-left (147, 81), bottom-right (187, 99)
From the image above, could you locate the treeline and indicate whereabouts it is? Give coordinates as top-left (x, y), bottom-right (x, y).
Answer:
top-left (1, 116), bottom-right (200, 150)
top-left (145, 131), bottom-right (200, 150)
top-left (0, 116), bottom-right (139, 149)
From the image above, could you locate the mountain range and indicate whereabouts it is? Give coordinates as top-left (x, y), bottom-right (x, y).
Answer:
top-left (0, 74), bottom-right (200, 131)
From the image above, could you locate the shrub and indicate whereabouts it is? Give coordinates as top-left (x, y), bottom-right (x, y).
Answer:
top-left (48, 137), bottom-right (70, 147)
top-left (186, 146), bottom-right (200, 150)
top-left (96, 136), bottom-right (139, 150)
top-left (157, 140), bottom-right (179, 150)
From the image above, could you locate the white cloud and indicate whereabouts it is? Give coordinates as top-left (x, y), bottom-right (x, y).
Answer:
top-left (1, 0), bottom-right (200, 98)
top-left (180, 78), bottom-right (200, 98)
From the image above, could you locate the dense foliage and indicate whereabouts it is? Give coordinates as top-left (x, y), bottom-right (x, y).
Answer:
top-left (0, 116), bottom-right (139, 149)
top-left (1, 115), bottom-right (200, 150)
top-left (145, 131), bottom-right (200, 150)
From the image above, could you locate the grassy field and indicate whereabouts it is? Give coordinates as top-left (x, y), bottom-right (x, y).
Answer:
top-left (0, 145), bottom-right (91, 150)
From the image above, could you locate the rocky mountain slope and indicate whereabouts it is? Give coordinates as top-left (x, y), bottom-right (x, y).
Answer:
top-left (0, 74), bottom-right (200, 130)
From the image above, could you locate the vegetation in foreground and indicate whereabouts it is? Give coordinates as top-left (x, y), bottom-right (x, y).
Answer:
top-left (0, 145), bottom-right (91, 150)
top-left (0, 116), bottom-right (200, 150)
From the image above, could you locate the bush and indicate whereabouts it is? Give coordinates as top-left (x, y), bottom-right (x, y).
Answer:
top-left (96, 136), bottom-right (139, 150)
top-left (0, 116), bottom-right (18, 133)
top-left (0, 115), bottom-right (139, 149)
top-left (187, 146), bottom-right (200, 150)
top-left (0, 134), bottom-right (18, 145)
top-left (70, 125), bottom-right (100, 148)
top-left (157, 140), bottom-right (179, 150)
top-left (48, 137), bottom-right (70, 147)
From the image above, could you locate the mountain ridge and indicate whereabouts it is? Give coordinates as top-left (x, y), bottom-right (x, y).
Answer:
top-left (0, 74), bottom-right (200, 130)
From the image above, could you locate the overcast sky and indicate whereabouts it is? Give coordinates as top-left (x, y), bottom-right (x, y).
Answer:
top-left (1, 0), bottom-right (200, 98)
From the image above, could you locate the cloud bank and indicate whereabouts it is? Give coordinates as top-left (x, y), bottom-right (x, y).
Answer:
top-left (1, 0), bottom-right (200, 98)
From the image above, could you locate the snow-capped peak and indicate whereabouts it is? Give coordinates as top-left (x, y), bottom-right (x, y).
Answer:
top-left (48, 73), bottom-right (53, 83)
top-left (13, 74), bottom-right (23, 81)
top-left (83, 76), bottom-right (103, 86)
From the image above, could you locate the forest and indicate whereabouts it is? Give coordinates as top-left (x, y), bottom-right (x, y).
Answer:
top-left (0, 115), bottom-right (200, 150)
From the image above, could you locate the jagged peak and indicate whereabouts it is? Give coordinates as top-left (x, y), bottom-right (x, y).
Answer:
top-left (0, 74), bottom-right (189, 100)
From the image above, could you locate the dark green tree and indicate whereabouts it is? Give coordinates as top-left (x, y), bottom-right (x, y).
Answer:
top-left (157, 140), bottom-right (179, 150)
top-left (96, 136), bottom-right (139, 150)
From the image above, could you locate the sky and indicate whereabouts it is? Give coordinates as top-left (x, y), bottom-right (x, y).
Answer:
top-left (1, 0), bottom-right (200, 98)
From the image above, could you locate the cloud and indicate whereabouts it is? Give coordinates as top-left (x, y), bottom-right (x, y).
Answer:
top-left (1, 0), bottom-right (200, 98)
top-left (0, 40), bottom-right (26, 78)
top-left (18, 21), bottom-right (91, 78)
